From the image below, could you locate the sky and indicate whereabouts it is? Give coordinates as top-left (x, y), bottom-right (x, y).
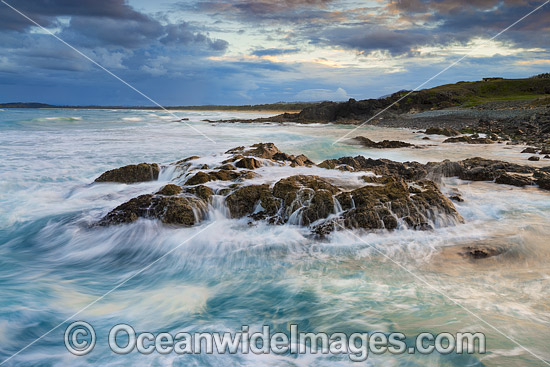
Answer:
top-left (0, 0), bottom-right (549, 106)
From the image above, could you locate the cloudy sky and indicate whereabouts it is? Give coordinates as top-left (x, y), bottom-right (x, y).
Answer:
top-left (0, 0), bottom-right (549, 105)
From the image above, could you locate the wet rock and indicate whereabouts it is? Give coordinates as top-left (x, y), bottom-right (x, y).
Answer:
top-left (545, 155), bottom-right (550, 159)
top-left (227, 143), bottom-right (281, 159)
top-left (216, 164), bottom-right (236, 170)
top-left (235, 157), bottom-right (262, 170)
top-left (185, 169), bottom-right (257, 185)
top-left (95, 163), bottom-right (160, 183)
top-left (521, 147), bottom-right (538, 154)
top-left (338, 178), bottom-right (463, 231)
top-left (184, 185), bottom-right (214, 202)
top-left (319, 156), bottom-right (427, 181)
top-left (422, 137), bottom-right (431, 140)
top-left (272, 152), bottom-right (315, 166)
top-left (273, 175), bottom-right (339, 225)
top-left (99, 194), bottom-right (207, 226)
top-left (351, 136), bottom-right (415, 148)
top-left (495, 173), bottom-right (533, 187)
top-left (156, 184), bottom-right (183, 196)
top-left (528, 156), bottom-right (540, 161)
top-left (225, 184), bottom-right (279, 218)
top-left (443, 136), bottom-right (494, 144)
top-left (425, 127), bottom-right (461, 136)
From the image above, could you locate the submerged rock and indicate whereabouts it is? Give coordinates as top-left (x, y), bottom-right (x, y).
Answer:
top-left (95, 163), bottom-right (160, 183)
top-left (351, 136), bottom-right (415, 148)
top-left (460, 245), bottom-right (506, 260)
top-left (443, 136), bottom-right (494, 144)
top-left (425, 127), bottom-right (461, 136)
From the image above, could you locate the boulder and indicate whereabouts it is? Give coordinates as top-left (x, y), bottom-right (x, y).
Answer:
top-left (95, 163), bottom-right (160, 183)
top-left (521, 147), bottom-right (538, 154)
top-left (528, 156), bottom-right (540, 161)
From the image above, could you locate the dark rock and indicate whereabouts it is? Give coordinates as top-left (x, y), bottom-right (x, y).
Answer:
top-left (95, 163), bottom-right (160, 183)
top-left (422, 137), bottom-right (431, 140)
top-left (351, 136), bottom-right (414, 148)
top-left (545, 155), bottom-right (550, 159)
top-left (99, 194), bottom-right (207, 226)
top-left (216, 164), bottom-right (236, 170)
top-left (495, 173), bottom-right (533, 187)
top-left (156, 184), bottom-right (182, 196)
top-left (228, 143), bottom-right (281, 159)
top-left (528, 156), bottom-right (540, 161)
top-left (425, 127), bottom-right (461, 136)
top-left (235, 157), bottom-right (262, 170)
top-left (535, 173), bottom-right (550, 190)
top-left (521, 147), bottom-right (538, 154)
top-left (460, 245), bottom-right (506, 260)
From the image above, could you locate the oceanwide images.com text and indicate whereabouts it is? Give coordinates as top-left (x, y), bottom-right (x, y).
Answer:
top-left (65, 322), bottom-right (486, 361)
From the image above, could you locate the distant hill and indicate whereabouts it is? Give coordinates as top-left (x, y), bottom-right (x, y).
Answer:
top-left (0, 102), bottom-right (57, 108)
top-left (0, 101), bottom-right (316, 112)
top-left (259, 76), bottom-right (550, 124)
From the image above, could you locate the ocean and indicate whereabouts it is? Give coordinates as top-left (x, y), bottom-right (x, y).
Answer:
top-left (1, 108), bottom-right (549, 366)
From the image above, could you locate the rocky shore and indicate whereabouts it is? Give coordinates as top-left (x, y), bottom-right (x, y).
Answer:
top-left (93, 143), bottom-right (550, 239)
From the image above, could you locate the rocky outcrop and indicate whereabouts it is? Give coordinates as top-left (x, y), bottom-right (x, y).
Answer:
top-left (95, 163), bottom-right (160, 183)
top-left (351, 136), bottom-right (415, 148)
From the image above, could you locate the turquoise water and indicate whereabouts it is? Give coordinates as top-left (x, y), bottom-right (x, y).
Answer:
top-left (1, 109), bottom-right (550, 366)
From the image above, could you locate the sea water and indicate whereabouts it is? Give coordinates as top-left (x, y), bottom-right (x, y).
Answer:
top-left (1, 108), bottom-right (550, 366)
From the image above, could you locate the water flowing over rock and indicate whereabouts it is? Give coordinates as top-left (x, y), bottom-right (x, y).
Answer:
top-left (95, 163), bottom-right (160, 183)
top-left (96, 142), bottom-right (550, 232)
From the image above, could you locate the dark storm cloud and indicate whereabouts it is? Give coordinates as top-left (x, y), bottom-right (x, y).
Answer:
top-left (0, 0), bottom-right (229, 50)
top-left (0, 0), bottom-right (146, 31)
